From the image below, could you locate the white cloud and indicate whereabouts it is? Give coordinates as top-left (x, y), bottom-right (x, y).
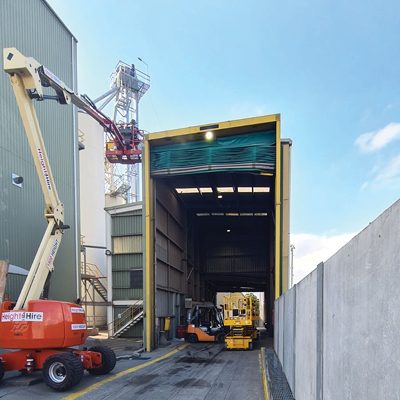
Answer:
top-left (362, 153), bottom-right (400, 189)
top-left (355, 122), bottom-right (400, 153)
top-left (291, 232), bottom-right (355, 284)
top-left (372, 154), bottom-right (400, 185)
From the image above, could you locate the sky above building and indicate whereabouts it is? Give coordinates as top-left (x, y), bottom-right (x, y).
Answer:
top-left (48, 0), bottom-right (400, 282)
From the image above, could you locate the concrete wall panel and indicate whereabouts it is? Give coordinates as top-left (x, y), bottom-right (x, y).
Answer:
top-left (278, 294), bottom-right (284, 362)
top-left (283, 287), bottom-right (296, 393)
top-left (323, 200), bottom-right (400, 400)
top-left (295, 268), bottom-right (317, 400)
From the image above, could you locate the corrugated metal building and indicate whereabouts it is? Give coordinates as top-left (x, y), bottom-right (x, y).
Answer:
top-left (0, 0), bottom-right (80, 301)
top-left (106, 203), bottom-right (143, 338)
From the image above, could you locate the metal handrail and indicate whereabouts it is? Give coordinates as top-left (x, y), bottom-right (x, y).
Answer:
top-left (109, 300), bottom-right (143, 335)
top-left (81, 262), bottom-right (106, 279)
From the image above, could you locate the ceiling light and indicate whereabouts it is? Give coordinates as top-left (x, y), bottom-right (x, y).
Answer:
top-left (240, 213), bottom-right (253, 216)
top-left (254, 212), bottom-right (268, 216)
top-left (217, 195), bottom-right (223, 199)
top-left (212, 213), bottom-right (224, 216)
top-left (238, 187), bottom-right (252, 193)
top-left (199, 187), bottom-right (213, 193)
top-left (217, 187), bottom-right (234, 193)
top-left (253, 187), bottom-right (270, 193)
top-left (176, 188), bottom-right (199, 194)
top-left (226, 229), bottom-right (231, 233)
top-left (205, 131), bottom-right (214, 141)
top-left (196, 213), bottom-right (210, 217)
top-left (226, 213), bottom-right (239, 217)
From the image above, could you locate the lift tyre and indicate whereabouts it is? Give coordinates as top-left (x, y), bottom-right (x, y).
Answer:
top-left (0, 360), bottom-right (4, 382)
top-left (43, 352), bottom-right (84, 391)
top-left (248, 342), bottom-right (254, 351)
top-left (186, 334), bottom-right (198, 343)
top-left (87, 346), bottom-right (116, 375)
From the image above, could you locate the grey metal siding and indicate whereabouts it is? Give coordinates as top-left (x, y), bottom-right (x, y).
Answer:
top-left (0, 0), bottom-right (79, 301)
top-left (154, 182), bottom-right (186, 319)
top-left (4, 273), bottom-right (26, 301)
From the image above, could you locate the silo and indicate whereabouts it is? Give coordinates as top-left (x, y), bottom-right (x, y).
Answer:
top-left (0, 0), bottom-right (80, 302)
top-left (79, 112), bottom-right (108, 327)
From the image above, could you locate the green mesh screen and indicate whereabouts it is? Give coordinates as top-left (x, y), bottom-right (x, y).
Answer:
top-left (150, 130), bottom-right (276, 176)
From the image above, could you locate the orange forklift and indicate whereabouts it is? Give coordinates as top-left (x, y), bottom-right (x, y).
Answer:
top-left (0, 48), bottom-right (119, 391)
top-left (185, 304), bottom-right (228, 343)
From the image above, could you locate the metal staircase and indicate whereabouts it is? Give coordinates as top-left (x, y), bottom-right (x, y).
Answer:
top-left (81, 262), bottom-right (109, 304)
top-left (110, 301), bottom-right (143, 337)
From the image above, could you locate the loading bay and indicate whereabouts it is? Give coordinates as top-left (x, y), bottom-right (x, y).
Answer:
top-left (0, 336), bottom-right (272, 400)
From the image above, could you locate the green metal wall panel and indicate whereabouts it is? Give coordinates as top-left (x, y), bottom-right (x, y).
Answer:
top-left (112, 215), bottom-right (142, 236)
top-left (111, 207), bottom-right (144, 303)
top-left (0, 0), bottom-right (79, 302)
top-left (113, 288), bottom-right (143, 301)
top-left (4, 273), bottom-right (26, 302)
top-left (112, 254), bottom-right (143, 270)
top-left (112, 271), bottom-right (142, 289)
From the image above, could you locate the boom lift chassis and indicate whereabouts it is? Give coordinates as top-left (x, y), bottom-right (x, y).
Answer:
top-left (0, 48), bottom-right (116, 391)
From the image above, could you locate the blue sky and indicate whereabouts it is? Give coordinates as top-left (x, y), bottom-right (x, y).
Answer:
top-left (48, 0), bottom-right (400, 279)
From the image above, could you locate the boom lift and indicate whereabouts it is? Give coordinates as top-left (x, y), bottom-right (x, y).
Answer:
top-left (0, 48), bottom-right (117, 391)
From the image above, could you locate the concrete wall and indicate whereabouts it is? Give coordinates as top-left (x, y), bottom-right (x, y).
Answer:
top-left (275, 199), bottom-right (400, 400)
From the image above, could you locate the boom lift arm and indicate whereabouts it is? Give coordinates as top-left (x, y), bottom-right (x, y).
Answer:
top-left (4, 47), bottom-right (142, 309)
top-left (4, 48), bottom-right (67, 310)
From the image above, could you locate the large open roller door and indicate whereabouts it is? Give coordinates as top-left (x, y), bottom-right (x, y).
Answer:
top-left (143, 114), bottom-right (291, 351)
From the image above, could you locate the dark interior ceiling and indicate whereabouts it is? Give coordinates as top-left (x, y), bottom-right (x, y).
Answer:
top-left (159, 171), bottom-right (274, 214)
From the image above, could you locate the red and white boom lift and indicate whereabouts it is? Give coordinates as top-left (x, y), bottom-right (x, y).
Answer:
top-left (0, 47), bottom-right (144, 391)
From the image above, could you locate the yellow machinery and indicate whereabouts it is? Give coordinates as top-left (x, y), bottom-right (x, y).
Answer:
top-left (223, 293), bottom-right (259, 350)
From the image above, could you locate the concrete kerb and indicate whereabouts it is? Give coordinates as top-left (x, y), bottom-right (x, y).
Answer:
top-left (259, 347), bottom-right (270, 400)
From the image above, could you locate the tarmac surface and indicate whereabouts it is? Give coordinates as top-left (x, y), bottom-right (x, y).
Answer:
top-left (0, 335), bottom-right (271, 400)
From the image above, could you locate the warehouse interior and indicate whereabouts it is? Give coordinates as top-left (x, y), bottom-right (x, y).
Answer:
top-left (153, 173), bottom-right (275, 336)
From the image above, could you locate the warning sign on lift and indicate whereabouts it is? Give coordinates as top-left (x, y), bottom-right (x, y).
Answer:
top-left (1, 311), bottom-right (44, 322)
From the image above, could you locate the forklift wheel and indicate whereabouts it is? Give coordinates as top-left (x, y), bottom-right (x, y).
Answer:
top-left (186, 334), bottom-right (198, 343)
top-left (43, 353), bottom-right (84, 391)
top-left (0, 360), bottom-right (4, 382)
top-left (248, 342), bottom-right (254, 351)
top-left (87, 346), bottom-right (116, 375)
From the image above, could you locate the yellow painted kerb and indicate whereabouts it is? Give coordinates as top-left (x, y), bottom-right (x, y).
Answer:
top-left (144, 138), bottom-right (154, 351)
top-left (63, 343), bottom-right (189, 400)
top-left (259, 347), bottom-right (270, 400)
